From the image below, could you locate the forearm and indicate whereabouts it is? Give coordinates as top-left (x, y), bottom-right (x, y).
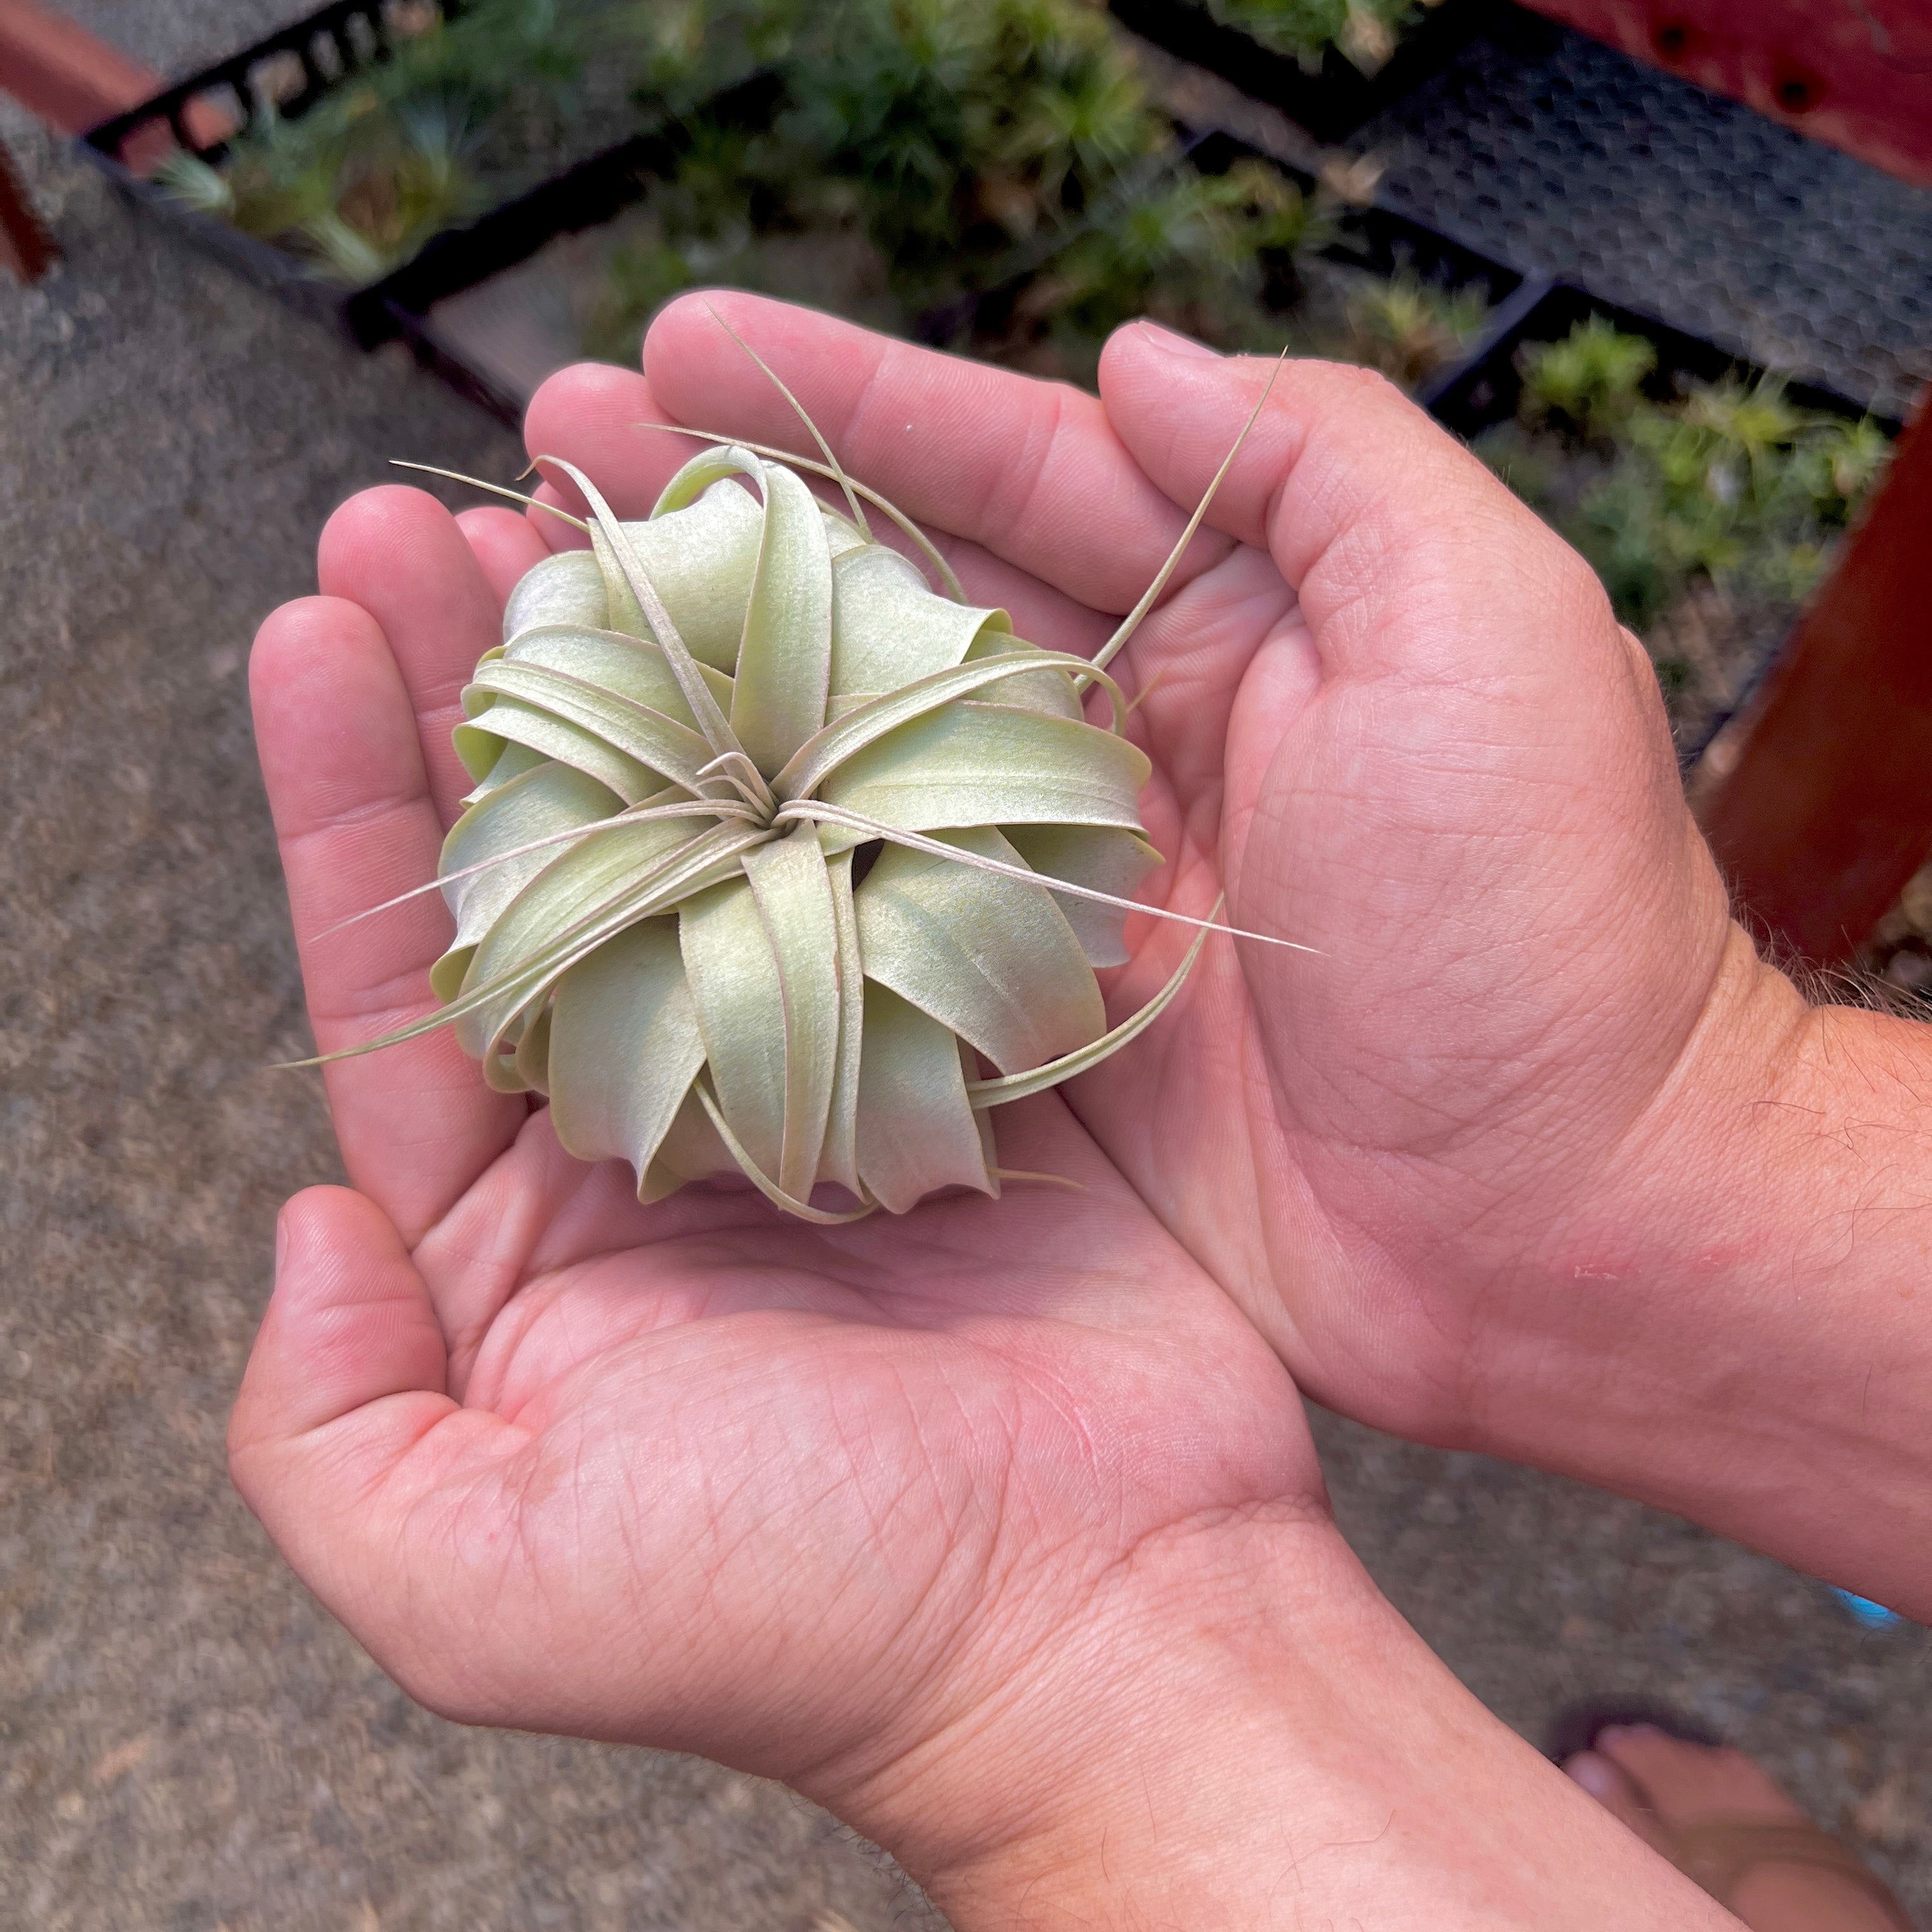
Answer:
top-left (1471, 922), bottom-right (1932, 1615)
top-left (827, 1512), bottom-right (1729, 1931)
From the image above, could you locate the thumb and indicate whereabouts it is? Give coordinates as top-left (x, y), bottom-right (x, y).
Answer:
top-left (229, 1190), bottom-right (590, 1734)
top-left (227, 1188), bottom-right (465, 1648)
top-left (230, 1186), bottom-right (450, 1455)
top-left (1096, 323), bottom-right (1620, 689)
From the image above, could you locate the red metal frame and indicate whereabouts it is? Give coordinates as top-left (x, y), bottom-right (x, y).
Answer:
top-left (1517, 0), bottom-right (1932, 188)
top-left (1698, 404), bottom-right (1932, 963)
top-left (0, 0), bottom-right (228, 167)
top-left (0, 132), bottom-right (55, 280)
top-left (0, 0), bottom-right (160, 132)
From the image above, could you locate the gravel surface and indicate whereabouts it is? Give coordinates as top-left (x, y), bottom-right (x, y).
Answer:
top-left (1, 6), bottom-right (1924, 1928)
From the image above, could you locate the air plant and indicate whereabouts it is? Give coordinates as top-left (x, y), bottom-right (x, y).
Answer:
top-left (1518, 314), bottom-right (1657, 441)
top-left (586, 0), bottom-right (1329, 379)
top-left (1564, 367), bottom-right (1889, 629)
top-left (1034, 158), bottom-right (1314, 361)
top-left (154, 83), bottom-right (482, 282)
top-left (317, 335), bottom-right (1298, 1220)
top-left (779, 0), bottom-right (1170, 309)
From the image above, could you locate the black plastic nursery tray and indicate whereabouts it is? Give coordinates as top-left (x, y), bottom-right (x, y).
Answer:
top-left (1056, 123), bottom-right (1534, 382)
top-left (376, 137), bottom-right (681, 424)
top-left (1425, 279), bottom-right (1908, 444)
top-left (1347, 17), bottom-right (1932, 424)
top-left (1421, 279), bottom-right (1905, 770)
top-left (70, 0), bottom-right (1521, 425)
top-left (377, 74), bottom-right (783, 425)
top-left (1109, 0), bottom-right (1503, 145)
top-left (380, 114), bottom-right (1532, 429)
top-left (78, 0), bottom-right (479, 349)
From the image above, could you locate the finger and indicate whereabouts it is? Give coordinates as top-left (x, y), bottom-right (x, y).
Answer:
top-left (521, 346), bottom-right (1116, 654)
top-left (228, 1181), bottom-right (850, 1751)
top-left (252, 595), bottom-right (525, 1239)
top-left (228, 1188), bottom-right (461, 1617)
top-left (231, 1186), bottom-right (452, 1451)
top-left (227, 1186), bottom-right (524, 1712)
top-left (523, 361), bottom-right (678, 550)
top-left (924, 532), bottom-right (1114, 656)
top-left (457, 505), bottom-right (551, 613)
top-left (317, 485), bottom-right (504, 828)
top-left (1094, 324), bottom-right (1681, 918)
top-left (1095, 322), bottom-right (1618, 684)
top-left (640, 291), bottom-right (1229, 615)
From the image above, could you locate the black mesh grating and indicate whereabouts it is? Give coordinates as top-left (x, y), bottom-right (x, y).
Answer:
top-left (1347, 15), bottom-right (1932, 420)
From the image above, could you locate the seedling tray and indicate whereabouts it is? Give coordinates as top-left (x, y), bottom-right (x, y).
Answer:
top-left (78, 0), bottom-right (480, 349)
top-left (377, 135), bottom-right (683, 423)
top-left (1420, 280), bottom-right (1905, 769)
top-left (377, 116), bottom-right (1529, 427)
top-left (1108, 0), bottom-right (1502, 146)
top-left (1425, 280), bottom-right (1906, 444)
top-left (77, 0), bottom-right (1522, 422)
top-left (378, 73), bottom-right (783, 424)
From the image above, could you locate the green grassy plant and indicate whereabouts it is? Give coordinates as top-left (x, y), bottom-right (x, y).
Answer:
top-left (1517, 312), bottom-right (1655, 440)
top-left (160, 0), bottom-right (1483, 392)
top-left (158, 0), bottom-right (646, 283)
top-left (583, 0), bottom-right (1494, 383)
top-left (1480, 318), bottom-right (1890, 719)
top-left (1337, 268), bottom-right (1485, 387)
top-left (1196, 0), bottom-right (1425, 74)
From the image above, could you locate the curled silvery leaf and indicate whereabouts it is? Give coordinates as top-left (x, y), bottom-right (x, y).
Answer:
top-left (322, 355), bottom-right (1293, 1222)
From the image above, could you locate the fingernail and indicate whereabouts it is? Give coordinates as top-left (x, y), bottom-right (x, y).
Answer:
top-left (1567, 1754), bottom-right (1616, 1798)
top-left (1138, 321), bottom-right (1220, 360)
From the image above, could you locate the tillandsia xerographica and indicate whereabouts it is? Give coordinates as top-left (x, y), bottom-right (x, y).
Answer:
top-left (321, 337), bottom-right (1296, 1222)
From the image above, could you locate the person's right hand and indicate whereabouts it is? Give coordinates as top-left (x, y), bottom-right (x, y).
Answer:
top-left (532, 298), bottom-right (1813, 1542)
top-left (569, 296), bottom-right (1932, 1618)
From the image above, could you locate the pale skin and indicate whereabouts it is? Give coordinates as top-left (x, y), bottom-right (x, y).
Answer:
top-left (235, 293), bottom-right (1931, 1929)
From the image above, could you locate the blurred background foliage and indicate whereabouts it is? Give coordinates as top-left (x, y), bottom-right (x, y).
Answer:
top-left (154, 0), bottom-right (1889, 744)
top-left (157, 0), bottom-right (643, 280)
top-left (1480, 318), bottom-right (1889, 728)
top-left (158, 0), bottom-right (1470, 383)
top-left (585, 0), bottom-right (1479, 379)
top-left (1193, 0), bottom-right (1425, 74)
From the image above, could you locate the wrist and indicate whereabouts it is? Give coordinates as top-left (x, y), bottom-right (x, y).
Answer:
top-left (816, 1508), bottom-right (1721, 1930)
top-left (1468, 921), bottom-right (1932, 1611)
top-left (813, 1503), bottom-right (1339, 1919)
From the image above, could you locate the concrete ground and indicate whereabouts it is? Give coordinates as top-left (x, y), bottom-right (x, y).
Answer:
top-left (1, 5), bottom-right (1924, 1928)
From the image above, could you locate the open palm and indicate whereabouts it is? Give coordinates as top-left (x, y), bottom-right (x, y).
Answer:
top-left (235, 326), bottom-right (1323, 1808)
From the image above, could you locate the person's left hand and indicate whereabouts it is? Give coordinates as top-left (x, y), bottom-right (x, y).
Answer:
top-left (234, 464), bottom-right (1330, 1881)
